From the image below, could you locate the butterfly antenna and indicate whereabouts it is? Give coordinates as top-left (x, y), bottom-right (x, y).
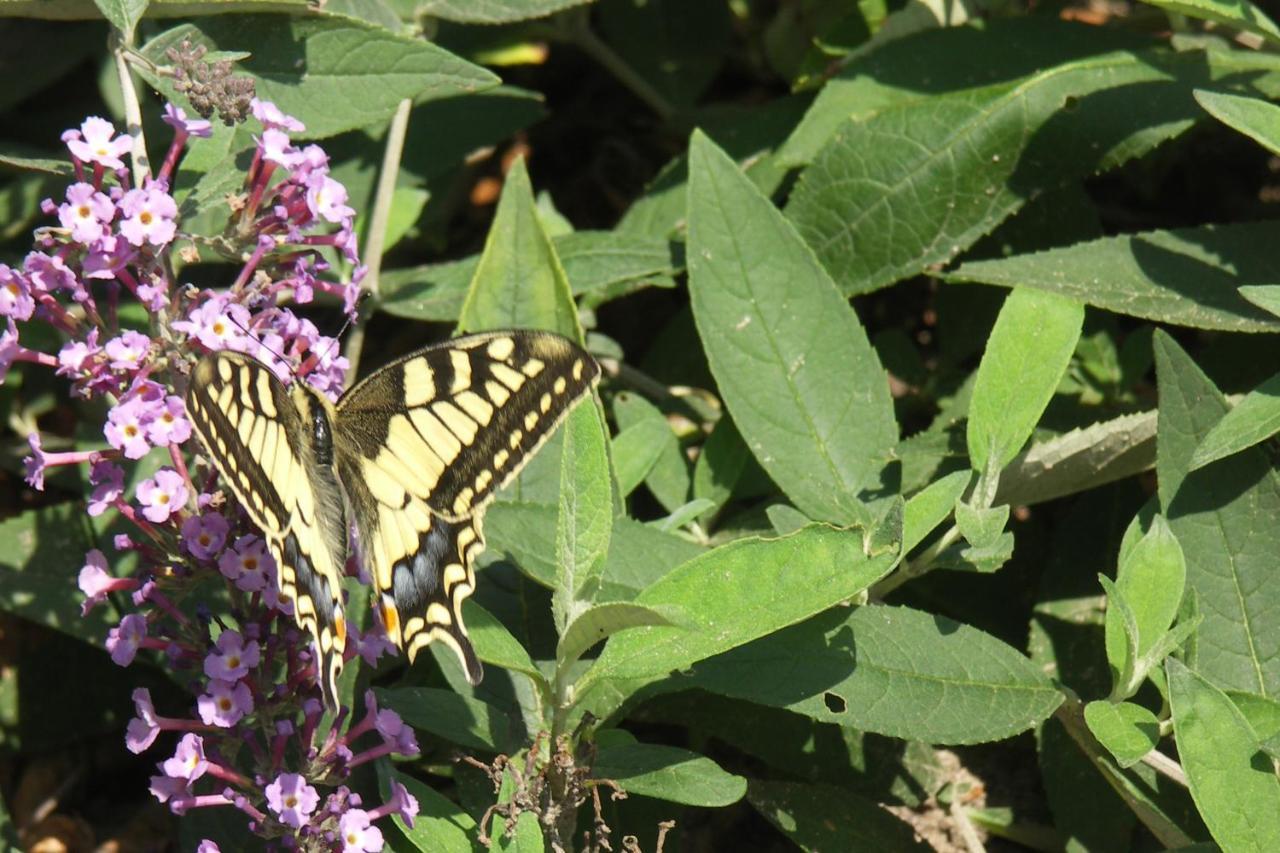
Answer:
top-left (302, 289), bottom-right (371, 375)
top-left (223, 306), bottom-right (302, 384)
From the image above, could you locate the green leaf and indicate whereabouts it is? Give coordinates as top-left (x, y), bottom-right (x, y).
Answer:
top-left (465, 600), bottom-right (543, 685)
top-left (691, 415), bottom-right (751, 524)
top-left (994, 409), bottom-right (1157, 507)
top-left (140, 16), bottom-right (498, 139)
top-left (1148, 0), bottom-right (1280, 46)
top-left (1168, 658), bottom-right (1280, 850)
top-left (494, 810), bottom-right (543, 853)
top-left (1155, 331), bottom-right (1280, 696)
top-left (611, 419), bottom-right (668, 497)
top-left (1104, 515), bottom-right (1187, 691)
top-left (93, 0), bottom-right (147, 36)
top-left (1099, 574), bottom-right (1142, 698)
top-left (0, 148), bottom-right (74, 177)
top-left (419, 0), bottom-right (590, 22)
top-left (946, 223), bottom-right (1280, 333)
top-left (690, 605), bottom-right (1062, 744)
top-left (553, 402), bottom-right (612, 631)
top-left (902, 469), bottom-right (970, 554)
top-left (649, 499), bottom-right (715, 533)
top-left (747, 780), bottom-right (930, 852)
top-left (1084, 700), bottom-right (1161, 768)
top-left (1226, 691), bottom-right (1280, 743)
top-left (787, 48), bottom-right (1280, 296)
top-left (686, 130), bottom-right (896, 526)
top-left (582, 521), bottom-right (900, 688)
top-left (457, 157), bottom-right (582, 340)
top-left (1191, 373), bottom-right (1280, 469)
top-left (0, 505), bottom-right (113, 645)
top-left (1239, 284), bottom-right (1280, 318)
top-left (556, 602), bottom-right (677, 670)
top-left (612, 393), bottom-right (687, 511)
top-left (778, 17), bottom-right (1148, 167)
top-left (967, 289), bottom-right (1084, 474)
top-left (375, 686), bottom-right (523, 753)
top-left (593, 742), bottom-right (746, 806)
top-left (484, 503), bottom-right (703, 596)
top-left (1195, 90), bottom-right (1280, 156)
top-left (954, 501), bottom-right (1009, 550)
top-left (378, 764), bottom-right (478, 853)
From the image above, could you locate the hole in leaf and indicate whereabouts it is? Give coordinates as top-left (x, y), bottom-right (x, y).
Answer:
top-left (823, 692), bottom-right (846, 714)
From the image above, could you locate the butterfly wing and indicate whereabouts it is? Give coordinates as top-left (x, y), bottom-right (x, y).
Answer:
top-left (333, 330), bottom-right (600, 679)
top-left (186, 352), bottom-right (350, 709)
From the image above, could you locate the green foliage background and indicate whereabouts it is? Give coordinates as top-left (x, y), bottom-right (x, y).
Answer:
top-left (4, 0), bottom-right (1280, 850)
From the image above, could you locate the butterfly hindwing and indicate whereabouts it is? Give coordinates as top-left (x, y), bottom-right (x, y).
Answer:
top-left (333, 330), bottom-right (600, 679)
top-left (186, 352), bottom-right (349, 709)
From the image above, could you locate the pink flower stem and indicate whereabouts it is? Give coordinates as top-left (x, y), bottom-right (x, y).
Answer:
top-left (204, 761), bottom-right (253, 790)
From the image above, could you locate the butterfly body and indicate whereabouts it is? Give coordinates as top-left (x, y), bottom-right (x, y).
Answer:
top-left (185, 330), bottom-right (600, 708)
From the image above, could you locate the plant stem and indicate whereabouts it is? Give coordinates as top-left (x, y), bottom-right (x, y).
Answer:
top-left (1141, 746), bottom-right (1189, 787)
top-left (111, 32), bottom-right (151, 185)
top-left (871, 523), bottom-right (960, 599)
top-left (344, 97), bottom-right (412, 384)
top-left (560, 11), bottom-right (676, 122)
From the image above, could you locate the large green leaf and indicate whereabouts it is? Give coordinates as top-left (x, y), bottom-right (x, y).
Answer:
top-left (139, 16), bottom-right (497, 139)
top-left (1147, 0), bottom-right (1280, 46)
top-left (553, 402), bottom-right (612, 631)
top-left (1195, 89), bottom-right (1280, 156)
top-left (1191, 372), bottom-right (1280, 469)
top-left (690, 605), bottom-right (1062, 744)
top-left (968, 289), bottom-right (1083, 474)
top-left (1155, 332), bottom-right (1280, 697)
top-left (1169, 658), bottom-right (1280, 850)
top-left (375, 686), bottom-right (524, 753)
top-left (593, 742), bottom-right (746, 806)
top-left (420, 0), bottom-right (590, 23)
top-left (378, 764), bottom-right (478, 853)
top-left (581, 520), bottom-right (900, 690)
top-left (947, 223), bottom-right (1280, 333)
top-left (786, 48), bottom-right (1280, 295)
top-left (779, 17), bottom-right (1149, 166)
top-left (457, 157), bottom-right (582, 340)
top-left (748, 780), bottom-right (930, 852)
top-left (686, 130), bottom-right (896, 526)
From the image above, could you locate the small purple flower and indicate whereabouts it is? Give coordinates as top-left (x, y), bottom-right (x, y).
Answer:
top-left (58, 182), bottom-right (115, 244)
top-left (66, 116), bottom-right (132, 170)
top-left (56, 327), bottom-right (100, 376)
top-left (0, 265), bottom-right (35, 321)
top-left (306, 173), bottom-right (354, 225)
top-left (265, 772), bottom-right (319, 829)
top-left (135, 277), bottom-right (170, 312)
top-left (251, 99), bottom-right (305, 132)
top-left (374, 709), bottom-right (418, 756)
top-left (338, 809), bottom-right (384, 852)
top-left (218, 535), bottom-right (273, 592)
top-left (197, 678), bottom-right (253, 727)
top-left (0, 320), bottom-right (19, 381)
top-left (105, 397), bottom-right (152, 459)
top-left (78, 548), bottom-right (138, 615)
top-left (126, 687), bottom-right (160, 753)
top-left (23, 432), bottom-right (46, 490)
top-left (145, 395), bottom-right (192, 445)
top-left (260, 129), bottom-right (300, 169)
top-left (82, 233), bottom-right (133, 279)
top-left (118, 186), bottom-right (178, 247)
top-left (23, 250), bottom-right (77, 294)
top-left (162, 103), bottom-right (213, 138)
top-left (162, 733), bottom-right (209, 782)
top-left (173, 294), bottom-right (251, 352)
top-left (136, 467), bottom-right (188, 523)
top-left (389, 781), bottom-right (419, 826)
top-left (104, 330), bottom-right (151, 370)
top-left (204, 630), bottom-right (261, 682)
top-left (196, 842), bottom-right (221, 853)
top-left (149, 774), bottom-right (189, 804)
top-left (88, 460), bottom-right (125, 516)
top-left (182, 512), bottom-right (229, 560)
top-left (107, 613), bottom-right (148, 666)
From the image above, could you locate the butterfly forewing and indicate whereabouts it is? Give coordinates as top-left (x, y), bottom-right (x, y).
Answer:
top-left (186, 353), bottom-right (350, 709)
top-left (333, 330), bottom-right (600, 679)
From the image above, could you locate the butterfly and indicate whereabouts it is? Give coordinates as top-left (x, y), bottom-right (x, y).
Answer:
top-left (184, 329), bottom-right (601, 709)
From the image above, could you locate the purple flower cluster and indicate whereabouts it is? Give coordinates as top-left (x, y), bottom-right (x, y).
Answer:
top-left (5, 102), bottom-right (415, 849)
